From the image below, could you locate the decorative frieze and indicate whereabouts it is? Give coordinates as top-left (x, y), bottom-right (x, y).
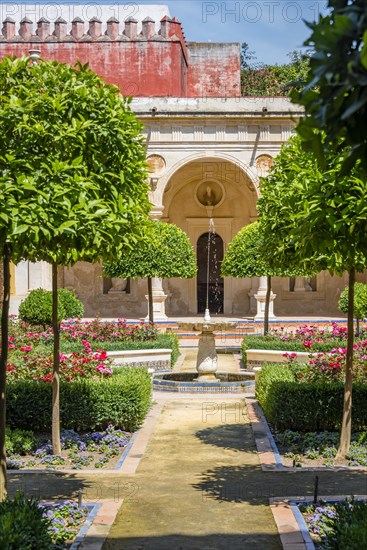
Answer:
top-left (238, 125), bottom-right (248, 141)
top-left (172, 126), bottom-right (182, 141)
top-left (144, 123), bottom-right (292, 143)
top-left (194, 126), bottom-right (203, 141)
top-left (259, 125), bottom-right (270, 141)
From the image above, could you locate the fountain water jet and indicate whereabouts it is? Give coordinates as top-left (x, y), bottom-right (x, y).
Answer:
top-left (153, 209), bottom-right (254, 392)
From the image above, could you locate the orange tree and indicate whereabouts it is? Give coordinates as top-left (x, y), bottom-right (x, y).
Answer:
top-left (221, 221), bottom-right (313, 335)
top-left (0, 56), bottom-right (150, 496)
top-left (104, 220), bottom-right (197, 323)
top-left (259, 135), bottom-right (367, 460)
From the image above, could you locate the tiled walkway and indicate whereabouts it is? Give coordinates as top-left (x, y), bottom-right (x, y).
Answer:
top-left (105, 352), bottom-right (282, 548)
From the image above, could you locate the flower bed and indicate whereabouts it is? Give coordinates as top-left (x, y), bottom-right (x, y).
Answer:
top-left (242, 323), bottom-right (364, 366)
top-left (6, 317), bottom-right (179, 369)
top-left (40, 500), bottom-right (89, 547)
top-left (7, 339), bottom-right (113, 382)
top-left (275, 430), bottom-right (367, 468)
top-left (6, 425), bottom-right (131, 471)
top-left (299, 498), bottom-right (367, 549)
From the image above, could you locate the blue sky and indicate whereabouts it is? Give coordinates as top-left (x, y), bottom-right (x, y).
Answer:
top-left (1, 1), bottom-right (329, 64)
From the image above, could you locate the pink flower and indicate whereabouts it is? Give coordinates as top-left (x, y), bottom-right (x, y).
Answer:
top-left (19, 345), bottom-right (32, 352)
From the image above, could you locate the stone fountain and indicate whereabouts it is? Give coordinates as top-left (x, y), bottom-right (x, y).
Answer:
top-left (153, 203), bottom-right (254, 392)
top-left (152, 318), bottom-right (254, 392)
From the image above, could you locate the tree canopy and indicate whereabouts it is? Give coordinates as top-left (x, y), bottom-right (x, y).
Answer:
top-left (258, 135), bottom-right (367, 275)
top-left (104, 220), bottom-right (197, 280)
top-left (0, 55), bottom-right (151, 492)
top-left (0, 56), bottom-right (150, 265)
top-left (258, 132), bottom-right (367, 458)
top-left (221, 221), bottom-right (310, 278)
top-left (241, 44), bottom-right (310, 97)
top-left (292, 0), bottom-right (367, 173)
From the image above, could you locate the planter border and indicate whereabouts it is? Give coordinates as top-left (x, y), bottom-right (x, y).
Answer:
top-left (270, 495), bottom-right (367, 550)
top-left (7, 399), bottom-right (166, 476)
top-left (245, 397), bottom-right (367, 472)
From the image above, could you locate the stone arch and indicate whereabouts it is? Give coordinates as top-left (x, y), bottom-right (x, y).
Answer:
top-left (155, 152), bottom-right (260, 207)
top-left (159, 153), bottom-right (259, 316)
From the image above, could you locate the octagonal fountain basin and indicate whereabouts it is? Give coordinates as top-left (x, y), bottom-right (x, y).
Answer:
top-left (153, 372), bottom-right (255, 393)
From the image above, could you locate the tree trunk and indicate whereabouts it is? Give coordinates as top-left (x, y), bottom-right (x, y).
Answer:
top-left (51, 263), bottom-right (61, 455)
top-left (264, 275), bottom-right (271, 336)
top-left (147, 277), bottom-right (153, 324)
top-left (0, 245), bottom-right (10, 500)
top-left (356, 318), bottom-right (360, 336)
top-left (336, 267), bottom-right (355, 460)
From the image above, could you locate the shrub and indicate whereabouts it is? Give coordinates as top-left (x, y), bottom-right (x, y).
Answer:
top-left (7, 368), bottom-right (152, 432)
top-left (57, 288), bottom-right (84, 319)
top-left (256, 364), bottom-right (367, 432)
top-left (18, 288), bottom-right (84, 328)
top-left (6, 428), bottom-right (36, 455)
top-left (0, 493), bottom-right (53, 549)
top-left (7, 344), bottom-right (113, 382)
top-left (19, 288), bottom-right (65, 328)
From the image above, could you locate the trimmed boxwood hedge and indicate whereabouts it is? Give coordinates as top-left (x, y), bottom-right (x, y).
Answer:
top-left (256, 363), bottom-right (367, 432)
top-left (242, 335), bottom-right (348, 366)
top-left (7, 368), bottom-right (151, 432)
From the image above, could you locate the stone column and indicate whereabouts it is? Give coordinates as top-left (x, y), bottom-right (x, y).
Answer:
top-left (145, 277), bottom-right (168, 321)
top-left (254, 276), bottom-right (276, 319)
top-left (28, 261), bottom-right (52, 291)
top-left (10, 260), bottom-right (52, 314)
top-left (145, 207), bottom-right (169, 320)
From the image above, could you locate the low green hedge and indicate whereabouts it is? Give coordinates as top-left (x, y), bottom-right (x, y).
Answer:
top-left (7, 368), bottom-right (151, 432)
top-left (256, 363), bottom-right (367, 432)
top-left (242, 335), bottom-right (348, 366)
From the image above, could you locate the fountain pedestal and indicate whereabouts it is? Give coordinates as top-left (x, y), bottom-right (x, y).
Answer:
top-left (196, 323), bottom-right (218, 381)
top-left (178, 320), bottom-right (237, 382)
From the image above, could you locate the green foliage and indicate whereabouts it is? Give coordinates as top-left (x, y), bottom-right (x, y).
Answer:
top-left (6, 368), bottom-right (151, 432)
top-left (333, 503), bottom-right (367, 549)
top-left (221, 221), bottom-right (311, 278)
top-left (0, 56), bottom-right (150, 264)
top-left (18, 288), bottom-right (84, 326)
top-left (104, 220), bottom-right (197, 280)
top-left (259, 135), bottom-right (367, 275)
top-left (0, 493), bottom-right (53, 549)
top-left (241, 46), bottom-right (310, 96)
top-left (5, 428), bottom-right (36, 456)
top-left (339, 283), bottom-right (367, 321)
top-left (301, 498), bottom-right (367, 549)
top-left (57, 289), bottom-right (84, 319)
top-left (256, 364), bottom-right (367, 432)
top-left (19, 288), bottom-right (65, 327)
top-left (293, 0), bottom-right (367, 174)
